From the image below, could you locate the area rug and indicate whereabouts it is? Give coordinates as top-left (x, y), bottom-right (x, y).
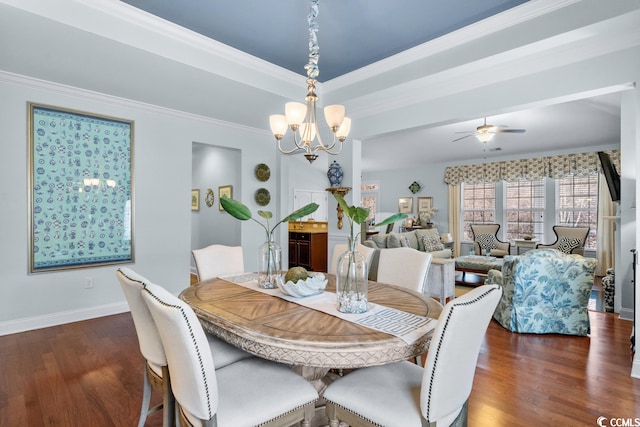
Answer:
top-left (455, 285), bottom-right (475, 298)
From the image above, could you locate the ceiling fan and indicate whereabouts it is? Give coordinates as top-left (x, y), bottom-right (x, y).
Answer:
top-left (453, 118), bottom-right (526, 143)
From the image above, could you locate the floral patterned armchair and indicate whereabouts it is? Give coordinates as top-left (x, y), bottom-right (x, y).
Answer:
top-left (486, 249), bottom-right (597, 336)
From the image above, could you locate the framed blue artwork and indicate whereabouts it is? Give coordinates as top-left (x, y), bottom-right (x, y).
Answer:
top-left (28, 103), bottom-right (134, 272)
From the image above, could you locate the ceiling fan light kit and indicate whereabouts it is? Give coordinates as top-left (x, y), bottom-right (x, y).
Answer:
top-left (453, 117), bottom-right (526, 143)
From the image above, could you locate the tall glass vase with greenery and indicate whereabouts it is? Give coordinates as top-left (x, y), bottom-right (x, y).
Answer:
top-left (220, 197), bottom-right (319, 288)
top-left (334, 194), bottom-right (406, 313)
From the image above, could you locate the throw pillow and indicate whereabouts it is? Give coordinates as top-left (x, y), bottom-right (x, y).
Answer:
top-left (476, 233), bottom-right (498, 250)
top-left (415, 229), bottom-right (438, 251)
top-left (371, 234), bottom-right (387, 248)
top-left (556, 236), bottom-right (582, 254)
top-left (421, 234), bottom-right (444, 252)
top-left (387, 233), bottom-right (403, 248)
top-left (400, 236), bottom-right (411, 247)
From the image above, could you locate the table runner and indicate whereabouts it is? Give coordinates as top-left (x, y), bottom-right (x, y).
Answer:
top-left (221, 273), bottom-right (435, 344)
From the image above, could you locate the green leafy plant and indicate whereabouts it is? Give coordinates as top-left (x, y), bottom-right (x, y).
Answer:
top-left (333, 193), bottom-right (406, 243)
top-left (333, 193), bottom-right (407, 312)
top-left (220, 197), bottom-right (319, 241)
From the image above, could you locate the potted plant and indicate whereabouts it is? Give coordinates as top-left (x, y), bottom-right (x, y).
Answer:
top-left (333, 194), bottom-right (406, 313)
top-left (220, 197), bottom-right (319, 288)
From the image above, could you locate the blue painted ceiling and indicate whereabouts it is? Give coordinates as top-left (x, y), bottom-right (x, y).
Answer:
top-left (119, 0), bottom-right (528, 81)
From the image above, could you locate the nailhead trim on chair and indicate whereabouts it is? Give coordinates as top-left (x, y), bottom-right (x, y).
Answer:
top-left (329, 402), bottom-right (384, 427)
top-left (424, 286), bottom-right (501, 422)
top-left (256, 403), bottom-right (316, 426)
top-left (143, 285), bottom-right (214, 421)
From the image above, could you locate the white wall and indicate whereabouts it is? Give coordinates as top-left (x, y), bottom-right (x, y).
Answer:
top-left (190, 144), bottom-right (242, 273)
top-left (362, 163), bottom-right (450, 234)
top-left (0, 74), bottom-right (275, 334)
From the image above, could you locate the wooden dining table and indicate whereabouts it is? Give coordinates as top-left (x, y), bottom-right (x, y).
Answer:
top-left (181, 274), bottom-right (442, 426)
top-left (180, 274), bottom-right (442, 371)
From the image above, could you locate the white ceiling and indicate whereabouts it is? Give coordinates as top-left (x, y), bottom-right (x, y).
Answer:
top-left (362, 92), bottom-right (621, 171)
top-left (0, 1), bottom-right (627, 173)
top-left (116, 0), bottom-right (622, 172)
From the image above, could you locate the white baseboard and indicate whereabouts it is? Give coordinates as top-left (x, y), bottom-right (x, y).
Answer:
top-left (619, 307), bottom-right (634, 321)
top-left (632, 354), bottom-right (640, 379)
top-left (0, 302), bottom-right (130, 336)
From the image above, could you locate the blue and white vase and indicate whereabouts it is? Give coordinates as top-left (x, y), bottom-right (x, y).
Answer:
top-left (327, 161), bottom-right (344, 187)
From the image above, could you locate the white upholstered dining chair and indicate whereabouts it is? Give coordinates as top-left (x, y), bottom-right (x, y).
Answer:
top-left (141, 281), bottom-right (318, 427)
top-left (116, 268), bottom-right (174, 427)
top-left (192, 244), bottom-right (244, 281)
top-left (116, 267), bottom-right (253, 427)
top-left (376, 247), bottom-right (433, 293)
top-left (323, 284), bottom-right (502, 427)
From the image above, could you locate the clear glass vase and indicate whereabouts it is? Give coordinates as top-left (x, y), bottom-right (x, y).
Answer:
top-left (258, 236), bottom-right (281, 289)
top-left (336, 238), bottom-right (368, 313)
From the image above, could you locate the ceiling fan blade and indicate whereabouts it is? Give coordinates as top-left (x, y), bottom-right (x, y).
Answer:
top-left (494, 128), bottom-right (526, 133)
top-left (452, 134), bottom-right (474, 142)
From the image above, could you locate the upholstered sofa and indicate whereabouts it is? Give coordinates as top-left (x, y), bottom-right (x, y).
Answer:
top-left (363, 228), bottom-right (452, 259)
top-left (486, 249), bottom-right (597, 336)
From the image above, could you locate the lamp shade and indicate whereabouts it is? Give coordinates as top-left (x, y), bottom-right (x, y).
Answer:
top-left (324, 104), bottom-right (346, 129)
top-left (269, 115), bottom-right (288, 138)
top-left (298, 123), bottom-right (316, 143)
top-left (285, 102), bottom-right (306, 127)
top-left (336, 117), bottom-right (351, 140)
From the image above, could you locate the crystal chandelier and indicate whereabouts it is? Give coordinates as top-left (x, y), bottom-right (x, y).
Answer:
top-left (269, 0), bottom-right (351, 164)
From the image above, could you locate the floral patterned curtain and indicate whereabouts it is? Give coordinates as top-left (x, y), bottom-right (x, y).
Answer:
top-left (443, 150), bottom-right (620, 185)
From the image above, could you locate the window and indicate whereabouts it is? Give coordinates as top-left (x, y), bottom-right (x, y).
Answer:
top-left (557, 174), bottom-right (598, 249)
top-left (462, 182), bottom-right (495, 241)
top-left (361, 182), bottom-right (379, 224)
top-left (461, 174), bottom-right (601, 250)
top-left (505, 179), bottom-right (545, 242)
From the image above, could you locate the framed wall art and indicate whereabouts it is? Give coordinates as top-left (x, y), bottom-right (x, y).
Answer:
top-left (417, 197), bottom-right (433, 212)
top-left (28, 103), bottom-right (134, 273)
top-left (192, 189), bottom-right (200, 211)
top-left (398, 197), bottom-right (413, 214)
top-left (218, 185), bottom-right (233, 210)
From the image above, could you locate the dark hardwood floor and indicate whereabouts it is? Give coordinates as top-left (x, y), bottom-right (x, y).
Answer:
top-left (0, 306), bottom-right (638, 426)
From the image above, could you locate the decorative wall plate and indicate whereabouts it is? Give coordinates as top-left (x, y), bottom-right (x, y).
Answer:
top-left (409, 181), bottom-right (421, 194)
top-left (205, 188), bottom-right (215, 207)
top-left (255, 163), bottom-right (271, 182)
top-left (255, 188), bottom-right (271, 206)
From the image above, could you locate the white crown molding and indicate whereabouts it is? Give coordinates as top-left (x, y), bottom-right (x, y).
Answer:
top-left (0, 70), bottom-right (270, 137)
top-left (0, 302), bottom-right (129, 336)
top-left (324, 0), bottom-right (581, 91)
top-left (344, 24), bottom-right (640, 120)
top-left (1, 0), bottom-right (302, 94)
top-left (88, 0), bottom-right (299, 81)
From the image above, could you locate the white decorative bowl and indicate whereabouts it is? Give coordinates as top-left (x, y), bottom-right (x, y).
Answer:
top-left (277, 273), bottom-right (328, 298)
